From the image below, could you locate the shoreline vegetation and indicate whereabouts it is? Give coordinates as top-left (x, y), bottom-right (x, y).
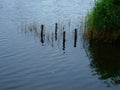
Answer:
top-left (84, 0), bottom-right (120, 45)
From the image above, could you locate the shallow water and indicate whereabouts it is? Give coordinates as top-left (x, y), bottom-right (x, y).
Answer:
top-left (0, 0), bottom-right (120, 90)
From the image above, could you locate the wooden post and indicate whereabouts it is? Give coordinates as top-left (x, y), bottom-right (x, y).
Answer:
top-left (40, 24), bottom-right (44, 43)
top-left (63, 31), bottom-right (66, 50)
top-left (74, 28), bottom-right (77, 47)
top-left (55, 23), bottom-right (58, 41)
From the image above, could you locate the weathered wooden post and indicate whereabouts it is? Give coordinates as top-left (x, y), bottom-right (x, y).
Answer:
top-left (63, 31), bottom-right (66, 50)
top-left (74, 28), bottom-right (77, 47)
top-left (55, 23), bottom-right (58, 41)
top-left (40, 24), bottom-right (45, 43)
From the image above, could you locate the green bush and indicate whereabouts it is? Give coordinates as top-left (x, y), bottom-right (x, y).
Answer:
top-left (85, 0), bottom-right (120, 43)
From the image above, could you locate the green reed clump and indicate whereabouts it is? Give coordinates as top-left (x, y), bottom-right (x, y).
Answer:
top-left (84, 0), bottom-right (120, 43)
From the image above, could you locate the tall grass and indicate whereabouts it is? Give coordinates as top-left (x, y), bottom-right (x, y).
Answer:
top-left (84, 0), bottom-right (120, 43)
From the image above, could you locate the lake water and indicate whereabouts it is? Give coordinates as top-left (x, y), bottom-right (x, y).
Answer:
top-left (0, 0), bottom-right (120, 90)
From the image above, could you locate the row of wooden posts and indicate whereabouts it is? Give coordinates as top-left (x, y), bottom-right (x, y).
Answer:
top-left (40, 23), bottom-right (77, 50)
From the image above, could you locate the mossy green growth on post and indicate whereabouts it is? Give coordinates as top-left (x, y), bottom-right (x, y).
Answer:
top-left (84, 0), bottom-right (120, 44)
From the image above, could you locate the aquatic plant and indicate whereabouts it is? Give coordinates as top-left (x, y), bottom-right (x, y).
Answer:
top-left (84, 0), bottom-right (120, 44)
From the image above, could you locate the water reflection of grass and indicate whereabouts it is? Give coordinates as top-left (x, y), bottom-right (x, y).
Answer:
top-left (85, 42), bottom-right (120, 87)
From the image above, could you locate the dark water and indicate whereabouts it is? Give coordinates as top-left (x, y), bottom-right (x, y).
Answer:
top-left (0, 0), bottom-right (120, 90)
top-left (86, 43), bottom-right (120, 87)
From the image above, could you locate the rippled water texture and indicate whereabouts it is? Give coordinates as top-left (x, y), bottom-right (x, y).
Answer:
top-left (0, 0), bottom-right (120, 90)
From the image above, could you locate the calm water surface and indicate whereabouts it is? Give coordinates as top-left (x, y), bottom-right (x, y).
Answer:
top-left (0, 0), bottom-right (120, 90)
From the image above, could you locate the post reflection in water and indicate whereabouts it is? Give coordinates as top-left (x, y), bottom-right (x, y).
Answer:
top-left (51, 32), bottom-right (54, 47)
top-left (85, 42), bottom-right (120, 87)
